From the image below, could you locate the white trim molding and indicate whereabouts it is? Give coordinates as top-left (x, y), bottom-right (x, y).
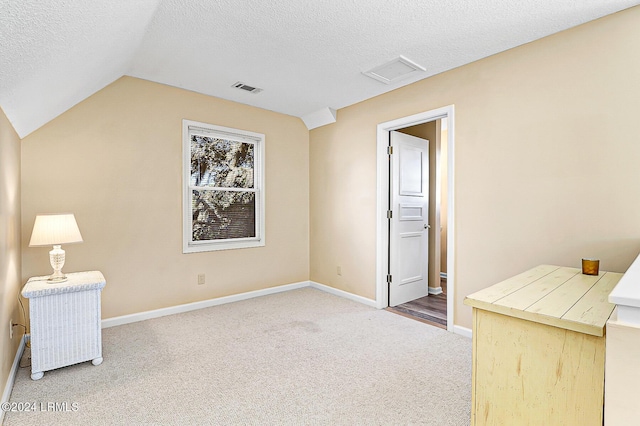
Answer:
top-left (102, 281), bottom-right (309, 328)
top-left (103, 275), bottom-right (460, 334)
top-left (428, 287), bottom-right (443, 295)
top-left (453, 325), bottom-right (472, 339)
top-left (103, 281), bottom-right (380, 329)
top-left (310, 281), bottom-right (378, 308)
top-left (1, 334), bottom-right (27, 424)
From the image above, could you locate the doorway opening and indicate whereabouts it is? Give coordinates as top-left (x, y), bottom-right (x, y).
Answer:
top-left (375, 106), bottom-right (455, 331)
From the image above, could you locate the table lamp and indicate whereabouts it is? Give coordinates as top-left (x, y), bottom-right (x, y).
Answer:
top-left (29, 213), bottom-right (83, 283)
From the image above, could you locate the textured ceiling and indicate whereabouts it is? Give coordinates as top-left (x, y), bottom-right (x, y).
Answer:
top-left (1, 0), bottom-right (639, 137)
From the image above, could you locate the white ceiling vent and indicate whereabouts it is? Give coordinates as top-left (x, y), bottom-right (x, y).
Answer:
top-left (232, 81), bottom-right (263, 94)
top-left (363, 56), bottom-right (426, 84)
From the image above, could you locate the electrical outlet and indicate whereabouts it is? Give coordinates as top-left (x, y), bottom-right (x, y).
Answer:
top-left (337, 266), bottom-right (342, 276)
top-left (9, 320), bottom-right (13, 340)
top-left (198, 274), bottom-right (205, 285)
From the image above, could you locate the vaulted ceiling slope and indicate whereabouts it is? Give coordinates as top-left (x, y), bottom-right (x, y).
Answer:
top-left (1, 0), bottom-right (638, 137)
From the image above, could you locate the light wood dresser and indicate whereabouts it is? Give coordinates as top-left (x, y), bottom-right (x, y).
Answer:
top-left (464, 264), bottom-right (622, 426)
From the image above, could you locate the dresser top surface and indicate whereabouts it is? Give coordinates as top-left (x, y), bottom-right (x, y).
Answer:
top-left (22, 271), bottom-right (106, 298)
top-left (464, 265), bottom-right (621, 336)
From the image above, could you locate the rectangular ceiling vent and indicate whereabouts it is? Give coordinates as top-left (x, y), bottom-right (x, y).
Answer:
top-left (232, 81), bottom-right (263, 94)
top-left (363, 56), bottom-right (426, 85)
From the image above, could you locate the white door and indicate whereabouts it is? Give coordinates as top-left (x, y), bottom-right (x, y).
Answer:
top-left (389, 131), bottom-right (429, 307)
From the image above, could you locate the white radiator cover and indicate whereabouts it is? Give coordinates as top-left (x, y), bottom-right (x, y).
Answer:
top-left (22, 271), bottom-right (106, 380)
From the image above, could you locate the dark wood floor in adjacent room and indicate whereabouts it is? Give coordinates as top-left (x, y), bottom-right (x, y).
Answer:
top-left (387, 279), bottom-right (447, 329)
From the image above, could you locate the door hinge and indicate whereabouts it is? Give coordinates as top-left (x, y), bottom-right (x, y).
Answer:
top-left (387, 146), bottom-right (393, 155)
top-left (386, 210), bottom-right (393, 219)
top-left (386, 274), bottom-right (392, 283)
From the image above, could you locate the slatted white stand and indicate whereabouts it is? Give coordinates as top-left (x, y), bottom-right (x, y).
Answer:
top-left (22, 271), bottom-right (106, 380)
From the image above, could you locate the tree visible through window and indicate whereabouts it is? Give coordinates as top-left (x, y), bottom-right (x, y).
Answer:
top-left (183, 120), bottom-right (264, 253)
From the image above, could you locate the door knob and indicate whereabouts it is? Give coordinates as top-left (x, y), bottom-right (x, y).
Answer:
top-left (424, 224), bottom-right (431, 229)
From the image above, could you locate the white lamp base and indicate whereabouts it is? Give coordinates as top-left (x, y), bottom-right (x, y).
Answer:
top-left (48, 245), bottom-right (68, 283)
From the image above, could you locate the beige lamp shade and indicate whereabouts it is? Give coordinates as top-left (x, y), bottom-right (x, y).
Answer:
top-left (29, 214), bottom-right (83, 246)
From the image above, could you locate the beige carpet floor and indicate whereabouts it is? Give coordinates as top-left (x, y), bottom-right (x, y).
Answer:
top-left (5, 287), bottom-right (471, 425)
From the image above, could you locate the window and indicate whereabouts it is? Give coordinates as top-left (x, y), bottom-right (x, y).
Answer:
top-left (183, 120), bottom-right (265, 253)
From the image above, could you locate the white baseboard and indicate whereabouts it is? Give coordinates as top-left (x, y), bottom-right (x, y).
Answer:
top-left (102, 280), bottom-right (380, 329)
top-left (102, 279), bottom-right (461, 336)
top-left (453, 325), bottom-right (472, 339)
top-left (102, 281), bottom-right (310, 328)
top-left (1, 334), bottom-right (27, 424)
top-left (428, 286), bottom-right (443, 295)
top-left (310, 281), bottom-right (378, 308)
top-left (440, 272), bottom-right (447, 280)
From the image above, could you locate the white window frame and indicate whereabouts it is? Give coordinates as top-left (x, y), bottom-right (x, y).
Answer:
top-left (182, 119), bottom-right (265, 253)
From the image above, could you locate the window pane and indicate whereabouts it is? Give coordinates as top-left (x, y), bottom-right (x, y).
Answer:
top-left (190, 136), bottom-right (254, 188)
top-left (192, 190), bottom-right (256, 241)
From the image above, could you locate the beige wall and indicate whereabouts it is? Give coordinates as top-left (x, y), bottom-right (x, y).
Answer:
top-left (310, 6), bottom-right (640, 328)
top-left (309, 109), bottom-right (377, 298)
top-left (0, 106), bottom-right (22, 397)
top-left (21, 77), bottom-right (310, 319)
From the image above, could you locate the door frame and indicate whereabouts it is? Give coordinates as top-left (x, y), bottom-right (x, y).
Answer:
top-left (375, 105), bottom-right (455, 332)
